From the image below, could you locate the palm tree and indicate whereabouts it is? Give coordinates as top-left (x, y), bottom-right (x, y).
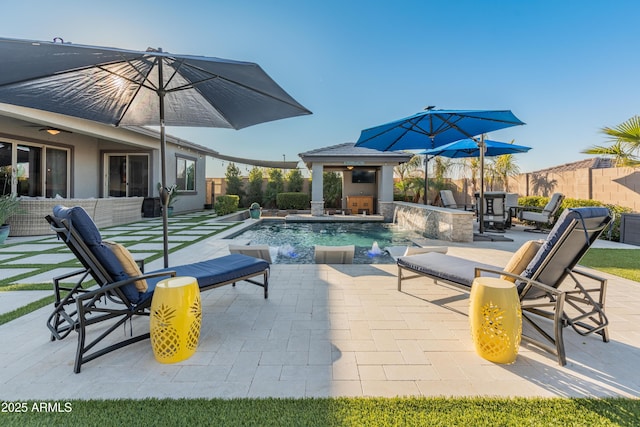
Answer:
top-left (581, 141), bottom-right (640, 167)
top-left (394, 154), bottom-right (423, 201)
top-left (394, 154), bottom-right (422, 181)
top-left (582, 116), bottom-right (640, 166)
top-left (602, 115), bottom-right (640, 153)
top-left (491, 153), bottom-right (521, 192)
top-left (458, 157), bottom-right (480, 195)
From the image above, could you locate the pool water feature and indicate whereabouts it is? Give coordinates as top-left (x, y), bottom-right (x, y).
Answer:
top-left (232, 221), bottom-right (421, 264)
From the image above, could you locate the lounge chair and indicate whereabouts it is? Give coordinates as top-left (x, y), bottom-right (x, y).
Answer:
top-left (504, 193), bottom-right (520, 228)
top-left (45, 205), bottom-right (270, 373)
top-left (439, 190), bottom-right (474, 211)
top-left (314, 245), bottom-right (355, 264)
top-left (396, 207), bottom-right (612, 365)
top-left (519, 193), bottom-right (565, 232)
top-left (228, 244), bottom-right (273, 263)
top-left (478, 192), bottom-right (509, 231)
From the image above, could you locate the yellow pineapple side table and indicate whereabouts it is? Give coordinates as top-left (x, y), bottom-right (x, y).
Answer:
top-left (150, 276), bottom-right (201, 363)
top-left (469, 277), bottom-right (522, 364)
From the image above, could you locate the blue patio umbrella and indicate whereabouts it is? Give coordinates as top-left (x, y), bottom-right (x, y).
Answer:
top-left (356, 108), bottom-right (525, 152)
top-left (422, 138), bottom-right (531, 234)
top-left (355, 108), bottom-right (525, 233)
top-left (421, 138), bottom-right (531, 158)
top-left (0, 37), bottom-right (311, 267)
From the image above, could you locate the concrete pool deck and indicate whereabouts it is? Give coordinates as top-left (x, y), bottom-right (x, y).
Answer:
top-left (0, 212), bottom-right (639, 400)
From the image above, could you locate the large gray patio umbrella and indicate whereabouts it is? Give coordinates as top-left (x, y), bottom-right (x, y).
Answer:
top-left (0, 37), bottom-right (311, 267)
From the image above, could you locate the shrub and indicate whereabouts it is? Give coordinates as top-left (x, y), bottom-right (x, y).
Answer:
top-left (214, 195), bottom-right (239, 216)
top-left (263, 168), bottom-right (285, 209)
top-left (225, 163), bottom-right (245, 205)
top-left (246, 167), bottom-right (264, 207)
top-left (285, 169), bottom-right (304, 192)
top-left (277, 192), bottom-right (310, 210)
top-left (517, 195), bottom-right (631, 241)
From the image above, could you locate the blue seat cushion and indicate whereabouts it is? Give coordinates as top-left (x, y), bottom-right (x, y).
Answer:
top-left (53, 205), bottom-right (136, 303)
top-left (137, 254), bottom-right (270, 304)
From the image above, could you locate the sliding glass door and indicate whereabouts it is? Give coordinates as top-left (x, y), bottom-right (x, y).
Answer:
top-left (106, 154), bottom-right (149, 197)
top-left (0, 140), bottom-right (69, 197)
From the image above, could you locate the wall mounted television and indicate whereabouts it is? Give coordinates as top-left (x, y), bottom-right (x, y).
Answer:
top-left (351, 169), bottom-right (376, 184)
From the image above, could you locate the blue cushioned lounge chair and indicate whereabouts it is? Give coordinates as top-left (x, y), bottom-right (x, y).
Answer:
top-left (396, 207), bottom-right (612, 366)
top-left (45, 206), bottom-right (270, 373)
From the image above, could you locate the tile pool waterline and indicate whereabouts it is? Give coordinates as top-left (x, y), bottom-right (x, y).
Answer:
top-left (228, 220), bottom-right (424, 264)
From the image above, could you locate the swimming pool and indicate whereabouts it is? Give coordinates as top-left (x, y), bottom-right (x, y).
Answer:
top-left (231, 221), bottom-right (421, 264)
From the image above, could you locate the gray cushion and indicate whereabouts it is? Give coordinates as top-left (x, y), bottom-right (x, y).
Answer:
top-left (397, 252), bottom-right (499, 288)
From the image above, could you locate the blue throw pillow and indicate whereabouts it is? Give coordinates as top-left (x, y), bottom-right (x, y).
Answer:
top-left (53, 205), bottom-right (141, 304)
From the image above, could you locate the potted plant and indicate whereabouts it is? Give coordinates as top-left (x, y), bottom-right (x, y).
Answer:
top-left (0, 195), bottom-right (23, 244)
top-left (249, 202), bottom-right (261, 219)
top-left (157, 183), bottom-right (178, 217)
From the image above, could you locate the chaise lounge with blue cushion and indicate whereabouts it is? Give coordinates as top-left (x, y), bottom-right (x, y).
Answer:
top-left (46, 205), bottom-right (270, 373)
top-left (397, 207), bottom-right (612, 366)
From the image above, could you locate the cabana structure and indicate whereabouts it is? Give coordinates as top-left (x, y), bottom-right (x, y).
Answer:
top-left (299, 143), bottom-right (412, 221)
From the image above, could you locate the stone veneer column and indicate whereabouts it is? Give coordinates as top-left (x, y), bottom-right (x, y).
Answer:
top-left (378, 164), bottom-right (395, 221)
top-left (310, 164), bottom-right (324, 216)
top-left (378, 202), bottom-right (395, 222)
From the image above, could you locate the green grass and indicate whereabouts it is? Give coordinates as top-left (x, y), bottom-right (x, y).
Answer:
top-left (580, 248), bottom-right (640, 282)
top-left (0, 295), bottom-right (53, 326)
top-left (1, 397), bottom-right (638, 426)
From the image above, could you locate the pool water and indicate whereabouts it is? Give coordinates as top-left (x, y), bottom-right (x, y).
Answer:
top-left (232, 221), bottom-right (421, 264)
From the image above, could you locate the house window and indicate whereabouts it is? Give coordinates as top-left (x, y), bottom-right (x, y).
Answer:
top-left (0, 140), bottom-right (69, 197)
top-left (176, 156), bottom-right (196, 192)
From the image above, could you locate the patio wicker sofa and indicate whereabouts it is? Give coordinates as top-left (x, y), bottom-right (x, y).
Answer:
top-left (45, 205), bottom-right (270, 373)
top-left (8, 196), bottom-right (144, 236)
top-left (396, 207), bottom-right (612, 366)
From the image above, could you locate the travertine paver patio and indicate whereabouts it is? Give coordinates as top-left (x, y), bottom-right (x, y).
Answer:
top-left (0, 214), bottom-right (638, 400)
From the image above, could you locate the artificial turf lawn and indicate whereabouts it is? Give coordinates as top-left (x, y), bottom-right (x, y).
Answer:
top-left (1, 397), bottom-right (638, 427)
top-left (580, 248), bottom-right (640, 282)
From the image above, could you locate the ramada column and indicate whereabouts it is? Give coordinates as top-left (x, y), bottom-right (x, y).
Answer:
top-left (310, 164), bottom-right (324, 216)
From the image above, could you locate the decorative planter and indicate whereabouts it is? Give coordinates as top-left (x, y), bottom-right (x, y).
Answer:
top-left (249, 203), bottom-right (261, 219)
top-left (0, 224), bottom-right (9, 244)
top-left (150, 276), bottom-right (201, 363)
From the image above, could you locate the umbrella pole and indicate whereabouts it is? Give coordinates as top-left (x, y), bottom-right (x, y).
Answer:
top-left (423, 156), bottom-right (429, 205)
top-left (158, 60), bottom-right (170, 268)
top-left (478, 135), bottom-right (485, 234)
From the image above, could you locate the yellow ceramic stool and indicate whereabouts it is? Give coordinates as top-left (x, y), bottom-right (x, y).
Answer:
top-left (469, 277), bottom-right (522, 364)
top-left (150, 276), bottom-right (201, 363)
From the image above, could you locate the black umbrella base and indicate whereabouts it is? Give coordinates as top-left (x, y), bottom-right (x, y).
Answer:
top-left (473, 233), bottom-right (514, 242)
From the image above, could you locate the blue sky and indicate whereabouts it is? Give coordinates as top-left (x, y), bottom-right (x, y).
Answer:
top-left (4, 0), bottom-right (640, 177)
